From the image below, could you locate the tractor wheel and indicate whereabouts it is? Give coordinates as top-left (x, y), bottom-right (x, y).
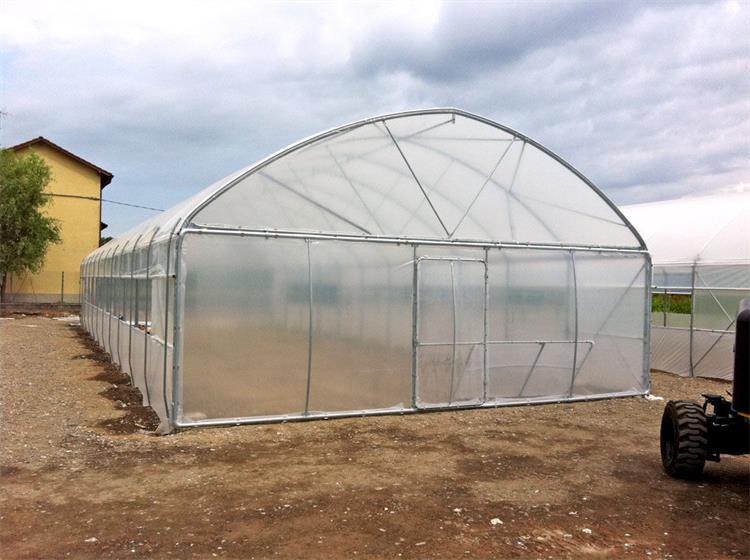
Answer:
top-left (660, 400), bottom-right (708, 478)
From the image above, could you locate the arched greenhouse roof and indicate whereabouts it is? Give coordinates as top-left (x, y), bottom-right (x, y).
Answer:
top-left (87, 108), bottom-right (645, 262)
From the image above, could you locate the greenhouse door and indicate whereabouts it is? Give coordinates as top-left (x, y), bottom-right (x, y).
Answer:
top-left (415, 257), bottom-right (486, 409)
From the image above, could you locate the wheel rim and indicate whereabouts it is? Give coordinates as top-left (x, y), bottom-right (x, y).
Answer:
top-left (661, 414), bottom-right (676, 467)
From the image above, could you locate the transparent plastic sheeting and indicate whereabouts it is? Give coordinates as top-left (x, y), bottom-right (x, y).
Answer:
top-left (193, 114), bottom-right (640, 248)
top-left (80, 109), bottom-right (649, 428)
top-left (649, 263), bottom-right (750, 380)
top-left (624, 193), bottom-right (750, 381)
top-left (81, 236), bottom-right (649, 426)
top-left (174, 235), bottom-right (648, 424)
top-left (85, 110), bottom-right (644, 264)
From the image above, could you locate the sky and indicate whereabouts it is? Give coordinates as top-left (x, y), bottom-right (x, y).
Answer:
top-left (1, 0), bottom-right (748, 236)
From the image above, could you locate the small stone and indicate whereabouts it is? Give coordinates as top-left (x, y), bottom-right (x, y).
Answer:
top-left (490, 518), bottom-right (503, 526)
top-left (84, 537), bottom-right (98, 543)
top-left (582, 528), bottom-right (592, 535)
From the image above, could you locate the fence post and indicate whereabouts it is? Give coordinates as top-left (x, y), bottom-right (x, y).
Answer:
top-left (688, 263), bottom-right (696, 377)
top-left (61, 271), bottom-right (65, 304)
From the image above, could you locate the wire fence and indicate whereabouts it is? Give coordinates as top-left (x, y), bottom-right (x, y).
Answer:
top-left (3, 270), bottom-right (82, 304)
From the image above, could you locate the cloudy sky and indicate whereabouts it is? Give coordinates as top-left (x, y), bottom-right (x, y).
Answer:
top-left (1, 0), bottom-right (748, 236)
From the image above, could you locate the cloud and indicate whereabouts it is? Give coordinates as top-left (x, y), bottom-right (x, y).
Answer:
top-left (1, 0), bottom-right (747, 234)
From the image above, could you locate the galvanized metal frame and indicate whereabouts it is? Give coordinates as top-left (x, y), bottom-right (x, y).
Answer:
top-left (177, 108), bottom-right (647, 251)
top-left (650, 258), bottom-right (747, 379)
top-left (127, 233), bottom-right (144, 380)
top-left (688, 263), bottom-right (697, 377)
top-left (82, 109), bottom-right (653, 431)
top-left (170, 228), bottom-right (650, 429)
top-left (414, 254), bottom-right (487, 408)
top-left (643, 254), bottom-right (654, 392)
top-left (568, 251), bottom-right (580, 397)
top-left (142, 228), bottom-right (159, 406)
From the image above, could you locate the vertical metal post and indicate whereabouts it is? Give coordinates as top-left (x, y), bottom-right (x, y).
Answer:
top-left (142, 229), bottom-right (157, 406)
top-left (411, 246), bottom-right (419, 408)
top-left (171, 228), bottom-right (188, 424)
top-left (688, 262), bottom-right (696, 377)
top-left (568, 251), bottom-right (580, 397)
top-left (482, 247), bottom-right (489, 404)
top-left (93, 254), bottom-right (99, 342)
top-left (60, 271), bottom-right (64, 304)
top-left (643, 256), bottom-right (653, 392)
top-left (449, 261), bottom-right (457, 405)
top-left (162, 221), bottom-right (184, 423)
top-left (161, 237), bottom-right (172, 420)
top-left (106, 246), bottom-right (115, 357)
top-left (128, 234), bottom-right (143, 381)
top-left (78, 265), bottom-right (83, 323)
top-left (304, 239), bottom-right (313, 415)
top-left (113, 244), bottom-right (125, 368)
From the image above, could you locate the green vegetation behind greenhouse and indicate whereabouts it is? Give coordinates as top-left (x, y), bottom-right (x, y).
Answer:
top-left (652, 293), bottom-right (691, 314)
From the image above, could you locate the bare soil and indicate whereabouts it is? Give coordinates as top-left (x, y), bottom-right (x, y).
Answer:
top-left (1, 316), bottom-right (748, 559)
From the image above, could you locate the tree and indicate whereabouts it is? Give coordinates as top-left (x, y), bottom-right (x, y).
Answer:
top-left (0, 149), bottom-right (61, 302)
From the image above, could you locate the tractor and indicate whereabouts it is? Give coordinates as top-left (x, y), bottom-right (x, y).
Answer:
top-left (660, 305), bottom-right (750, 478)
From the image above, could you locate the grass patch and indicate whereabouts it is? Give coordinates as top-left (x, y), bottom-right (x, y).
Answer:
top-left (652, 293), bottom-right (691, 314)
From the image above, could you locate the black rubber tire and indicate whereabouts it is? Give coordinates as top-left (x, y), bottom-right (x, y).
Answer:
top-left (660, 400), bottom-right (708, 478)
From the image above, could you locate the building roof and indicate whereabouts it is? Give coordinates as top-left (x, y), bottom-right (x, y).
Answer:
top-left (10, 136), bottom-right (113, 189)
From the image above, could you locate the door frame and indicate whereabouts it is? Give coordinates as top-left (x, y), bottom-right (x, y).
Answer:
top-left (413, 252), bottom-right (489, 409)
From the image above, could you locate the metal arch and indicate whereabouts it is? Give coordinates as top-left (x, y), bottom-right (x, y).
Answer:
top-left (102, 244), bottom-right (117, 359)
top-left (176, 108), bottom-right (646, 250)
top-left (141, 226), bottom-right (160, 407)
top-left (111, 240), bottom-right (130, 368)
top-left (127, 233), bottom-right (145, 382)
top-left (161, 218), bottom-right (184, 423)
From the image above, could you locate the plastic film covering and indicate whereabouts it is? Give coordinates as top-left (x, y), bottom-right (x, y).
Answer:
top-left (307, 240), bottom-right (413, 413)
top-left (416, 251), bottom-right (486, 408)
top-left (180, 235), bottom-right (311, 420)
top-left (179, 234), bottom-right (414, 421)
top-left (571, 252), bottom-right (648, 395)
top-left (485, 250), bottom-right (576, 401)
top-left (623, 193), bottom-right (749, 380)
top-left (78, 230), bottom-right (173, 424)
top-left (691, 263), bottom-right (750, 379)
top-left (172, 235), bottom-right (649, 424)
top-left (191, 112), bottom-right (640, 248)
top-left (650, 327), bottom-right (691, 376)
top-left (78, 109), bottom-right (651, 429)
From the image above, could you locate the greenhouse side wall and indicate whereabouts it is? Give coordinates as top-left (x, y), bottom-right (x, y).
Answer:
top-left (81, 236), bottom-right (175, 424)
top-left (173, 231), bottom-right (649, 427)
top-left (650, 263), bottom-right (749, 380)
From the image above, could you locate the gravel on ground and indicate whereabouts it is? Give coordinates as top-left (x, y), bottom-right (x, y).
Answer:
top-left (1, 315), bottom-right (748, 559)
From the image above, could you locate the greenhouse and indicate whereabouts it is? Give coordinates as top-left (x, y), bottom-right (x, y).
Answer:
top-left (623, 192), bottom-right (750, 380)
top-left (80, 109), bottom-right (651, 430)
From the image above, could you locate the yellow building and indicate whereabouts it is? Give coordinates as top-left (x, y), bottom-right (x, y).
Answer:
top-left (6, 137), bottom-right (112, 303)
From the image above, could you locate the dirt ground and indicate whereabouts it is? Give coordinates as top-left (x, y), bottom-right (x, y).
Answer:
top-left (0, 316), bottom-right (748, 559)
